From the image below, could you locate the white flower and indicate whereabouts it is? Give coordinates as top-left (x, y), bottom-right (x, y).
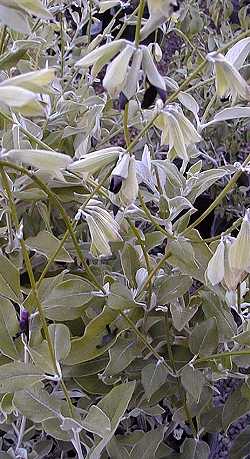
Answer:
top-left (206, 236), bottom-right (247, 291)
top-left (140, 0), bottom-right (179, 41)
top-left (85, 203), bottom-right (122, 258)
top-left (110, 154), bottom-right (139, 207)
top-left (68, 147), bottom-right (124, 177)
top-left (103, 44), bottom-right (135, 97)
top-left (154, 104), bottom-right (201, 162)
top-left (229, 209), bottom-right (250, 272)
top-left (207, 52), bottom-right (250, 102)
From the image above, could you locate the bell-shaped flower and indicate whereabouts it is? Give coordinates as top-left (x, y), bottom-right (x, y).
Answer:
top-left (207, 52), bottom-right (250, 102)
top-left (154, 104), bottom-right (201, 162)
top-left (140, 0), bottom-right (179, 41)
top-left (110, 153), bottom-right (139, 207)
top-left (229, 209), bottom-right (250, 273)
top-left (85, 202), bottom-right (122, 258)
top-left (206, 236), bottom-right (246, 291)
top-left (68, 147), bottom-right (124, 178)
top-left (141, 46), bottom-right (166, 102)
top-left (103, 44), bottom-right (135, 98)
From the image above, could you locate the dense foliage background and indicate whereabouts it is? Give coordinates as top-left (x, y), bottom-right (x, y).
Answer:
top-left (0, 0), bottom-right (249, 458)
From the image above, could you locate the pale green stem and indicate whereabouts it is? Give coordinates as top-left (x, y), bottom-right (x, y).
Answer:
top-left (135, 0), bottom-right (145, 46)
top-left (123, 102), bottom-right (130, 148)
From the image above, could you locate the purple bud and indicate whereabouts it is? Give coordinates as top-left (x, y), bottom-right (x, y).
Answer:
top-left (110, 175), bottom-right (123, 194)
top-left (19, 309), bottom-right (30, 335)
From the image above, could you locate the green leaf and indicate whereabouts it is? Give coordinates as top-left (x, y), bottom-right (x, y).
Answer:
top-left (25, 231), bottom-right (73, 262)
top-left (0, 254), bottom-right (21, 303)
top-left (222, 386), bottom-right (250, 431)
top-left (107, 437), bottom-right (130, 459)
top-left (141, 362), bottom-right (168, 401)
top-left (229, 426), bottom-right (250, 459)
top-left (13, 383), bottom-right (62, 422)
top-left (156, 274), bottom-right (192, 304)
top-left (103, 336), bottom-right (142, 377)
top-left (87, 381), bottom-right (136, 459)
top-left (107, 282), bottom-right (136, 311)
top-left (200, 406), bottom-right (223, 433)
top-left (0, 0), bottom-right (53, 19)
top-left (48, 324), bottom-right (71, 362)
top-left (28, 341), bottom-right (55, 375)
top-left (0, 362), bottom-right (44, 393)
top-left (170, 300), bottom-right (198, 332)
top-left (65, 306), bottom-right (119, 365)
top-left (83, 405), bottom-right (111, 437)
top-left (75, 374), bottom-right (110, 395)
top-left (201, 291), bottom-right (237, 341)
top-left (42, 277), bottom-right (93, 320)
top-left (180, 439), bottom-right (210, 459)
top-left (130, 426), bottom-right (165, 459)
top-left (190, 318), bottom-right (218, 356)
top-left (0, 298), bottom-right (19, 359)
top-left (181, 365), bottom-right (205, 402)
top-left (0, 5), bottom-right (30, 33)
top-left (120, 243), bottom-right (141, 288)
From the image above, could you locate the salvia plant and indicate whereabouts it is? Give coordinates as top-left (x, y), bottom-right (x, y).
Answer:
top-left (0, 0), bottom-right (249, 458)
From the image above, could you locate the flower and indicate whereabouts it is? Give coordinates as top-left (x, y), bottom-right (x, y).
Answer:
top-left (110, 153), bottom-right (139, 207)
top-left (76, 40), bottom-right (166, 106)
top-left (229, 209), bottom-right (250, 272)
top-left (206, 235), bottom-right (247, 291)
top-left (103, 44), bottom-right (135, 98)
top-left (68, 147), bottom-right (124, 177)
top-left (154, 104), bottom-right (201, 162)
top-left (140, 0), bottom-right (180, 41)
top-left (84, 201), bottom-right (122, 258)
top-left (207, 52), bottom-right (250, 102)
